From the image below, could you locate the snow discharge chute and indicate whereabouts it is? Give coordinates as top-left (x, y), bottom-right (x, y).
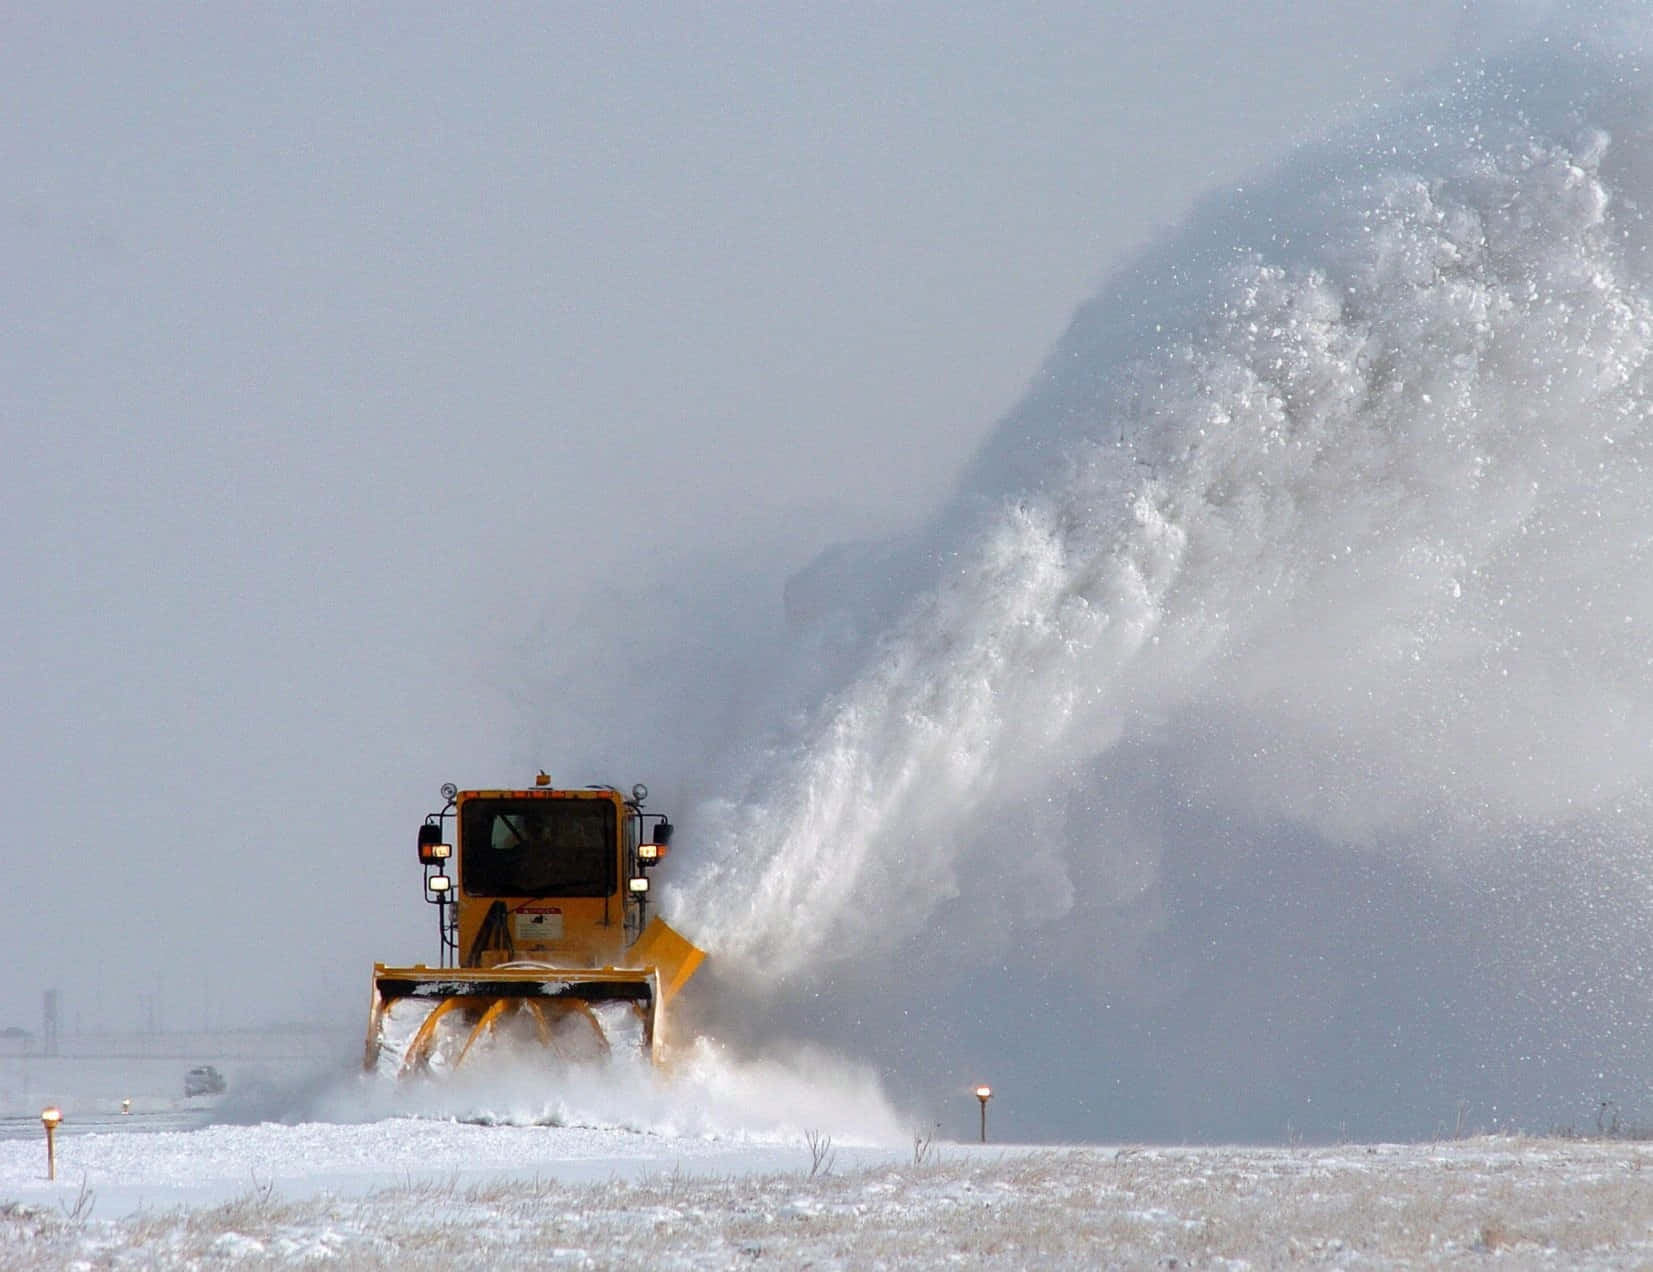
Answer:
top-left (366, 778), bottom-right (705, 1078)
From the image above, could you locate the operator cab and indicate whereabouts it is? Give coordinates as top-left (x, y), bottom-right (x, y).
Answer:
top-left (460, 797), bottom-right (616, 897)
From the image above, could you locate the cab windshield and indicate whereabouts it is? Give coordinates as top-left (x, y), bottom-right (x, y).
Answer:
top-left (460, 799), bottom-right (616, 897)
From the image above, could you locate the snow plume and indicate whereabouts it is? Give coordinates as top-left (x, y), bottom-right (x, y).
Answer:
top-left (537, 9), bottom-right (1653, 1141)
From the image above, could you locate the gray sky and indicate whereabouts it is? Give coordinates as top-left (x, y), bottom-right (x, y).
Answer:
top-left (3, 4), bottom-right (1476, 1042)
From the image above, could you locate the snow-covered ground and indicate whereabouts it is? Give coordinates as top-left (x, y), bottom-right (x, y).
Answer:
top-left (2, 1037), bottom-right (1652, 1267)
top-left (6, 1123), bottom-right (1653, 1268)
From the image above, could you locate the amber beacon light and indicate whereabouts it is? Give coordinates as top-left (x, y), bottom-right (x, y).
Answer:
top-left (40, 1106), bottom-right (62, 1180)
top-left (974, 1085), bottom-right (993, 1143)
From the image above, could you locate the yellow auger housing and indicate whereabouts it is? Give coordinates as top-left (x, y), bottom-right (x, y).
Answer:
top-left (365, 778), bottom-right (705, 1077)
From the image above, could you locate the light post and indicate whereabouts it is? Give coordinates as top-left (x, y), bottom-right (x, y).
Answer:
top-left (40, 1106), bottom-right (61, 1181)
top-left (975, 1085), bottom-right (993, 1143)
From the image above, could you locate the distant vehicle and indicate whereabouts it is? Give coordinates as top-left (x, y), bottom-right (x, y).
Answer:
top-left (184, 1065), bottom-right (226, 1097)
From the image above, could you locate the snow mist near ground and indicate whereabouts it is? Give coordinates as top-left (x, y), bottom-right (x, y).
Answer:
top-left (534, 9), bottom-right (1653, 1142)
top-left (301, 1037), bottom-right (904, 1146)
top-left (195, 1032), bottom-right (904, 1149)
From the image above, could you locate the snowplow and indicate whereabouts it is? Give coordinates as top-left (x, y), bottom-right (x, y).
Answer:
top-left (366, 776), bottom-right (705, 1077)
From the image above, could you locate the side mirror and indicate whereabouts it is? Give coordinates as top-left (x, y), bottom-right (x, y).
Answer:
top-left (418, 823), bottom-right (451, 866)
top-left (650, 820), bottom-right (674, 848)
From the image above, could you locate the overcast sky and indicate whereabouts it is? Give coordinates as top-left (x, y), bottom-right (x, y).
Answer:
top-left (1, 4), bottom-right (1493, 1045)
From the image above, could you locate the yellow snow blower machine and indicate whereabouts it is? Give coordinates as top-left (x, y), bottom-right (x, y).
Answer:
top-left (365, 776), bottom-right (705, 1077)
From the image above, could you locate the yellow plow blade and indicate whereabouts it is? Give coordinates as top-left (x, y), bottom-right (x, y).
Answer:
top-left (366, 926), bottom-right (704, 1079)
top-left (366, 964), bottom-right (659, 1077)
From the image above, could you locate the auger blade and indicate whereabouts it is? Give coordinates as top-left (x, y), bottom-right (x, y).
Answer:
top-left (366, 963), bottom-right (661, 1076)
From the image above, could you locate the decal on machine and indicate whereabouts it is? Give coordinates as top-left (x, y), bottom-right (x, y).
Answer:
top-left (513, 902), bottom-right (564, 942)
